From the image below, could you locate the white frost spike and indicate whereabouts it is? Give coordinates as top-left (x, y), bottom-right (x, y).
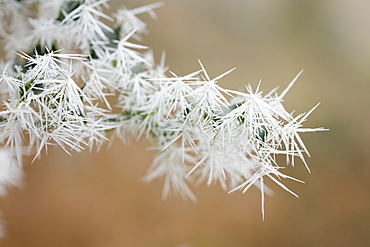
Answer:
top-left (279, 69), bottom-right (304, 100)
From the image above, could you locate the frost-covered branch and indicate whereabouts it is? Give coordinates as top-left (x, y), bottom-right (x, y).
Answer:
top-left (0, 0), bottom-right (326, 222)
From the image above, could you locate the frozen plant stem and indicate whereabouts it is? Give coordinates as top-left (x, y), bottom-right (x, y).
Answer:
top-left (0, 0), bottom-right (327, 221)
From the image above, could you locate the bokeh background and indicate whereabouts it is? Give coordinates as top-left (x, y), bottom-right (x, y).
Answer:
top-left (1, 0), bottom-right (369, 246)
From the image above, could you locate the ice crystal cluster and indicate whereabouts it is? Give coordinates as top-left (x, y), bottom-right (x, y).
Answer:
top-left (0, 0), bottom-right (325, 217)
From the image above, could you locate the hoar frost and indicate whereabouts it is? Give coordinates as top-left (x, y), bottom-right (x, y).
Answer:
top-left (0, 0), bottom-right (326, 221)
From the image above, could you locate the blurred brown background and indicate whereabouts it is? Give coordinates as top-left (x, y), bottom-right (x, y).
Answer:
top-left (1, 0), bottom-right (370, 246)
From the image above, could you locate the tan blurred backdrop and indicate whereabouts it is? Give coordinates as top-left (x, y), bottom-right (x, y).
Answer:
top-left (1, 0), bottom-right (369, 246)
